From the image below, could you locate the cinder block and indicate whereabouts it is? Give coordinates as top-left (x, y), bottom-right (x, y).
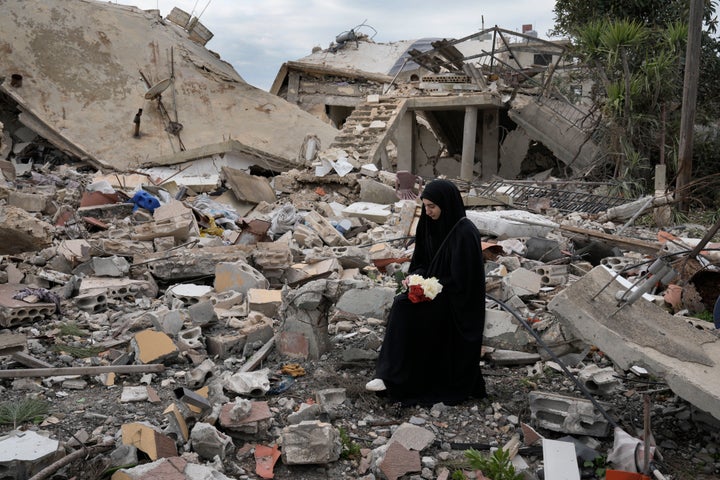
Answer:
top-left (534, 265), bottom-right (568, 286)
top-left (247, 288), bottom-right (282, 318)
top-left (280, 420), bottom-right (341, 465)
top-left (8, 191), bottom-right (50, 212)
top-left (577, 364), bottom-right (621, 396)
top-left (214, 261), bottom-right (269, 294)
top-left (206, 333), bottom-right (246, 359)
top-left (0, 284), bottom-right (56, 327)
top-left (528, 391), bottom-right (611, 437)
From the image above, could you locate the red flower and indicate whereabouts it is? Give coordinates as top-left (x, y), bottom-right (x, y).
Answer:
top-left (408, 284), bottom-right (429, 303)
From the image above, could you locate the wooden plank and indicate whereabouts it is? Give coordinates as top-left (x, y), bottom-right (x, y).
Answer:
top-left (0, 364), bottom-right (165, 378)
top-left (240, 336), bottom-right (275, 373)
top-left (11, 351), bottom-right (53, 368)
top-left (559, 224), bottom-right (663, 255)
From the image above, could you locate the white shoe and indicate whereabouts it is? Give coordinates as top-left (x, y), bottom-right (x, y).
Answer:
top-left (365, 378), bottom-right (387, 392)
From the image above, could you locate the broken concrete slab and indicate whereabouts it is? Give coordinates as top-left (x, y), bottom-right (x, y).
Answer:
top-left (0, 1), bottom-right (337, 172)
top-left (222, 166), bottom-right (277, 204)
top-left (134, 245), bottom-right (252, 282)
top-left (0, 205), bottom-right (54, 254)
top-left (548, 265), bottom-right (720, 421)
top-left (0, 429), bottom-right (61, 479)
top-left (131, 329), bottom-right (179, 365)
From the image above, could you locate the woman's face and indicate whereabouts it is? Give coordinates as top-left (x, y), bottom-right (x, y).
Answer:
top-left (422, 198), bottom-right (441, 220)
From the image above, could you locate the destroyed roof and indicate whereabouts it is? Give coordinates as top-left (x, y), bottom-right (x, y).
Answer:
top-left (0, 0), bottom-right (337, 171)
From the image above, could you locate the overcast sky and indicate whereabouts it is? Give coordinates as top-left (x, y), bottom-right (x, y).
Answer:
top-left (127, 0), bottom-right (560, 91)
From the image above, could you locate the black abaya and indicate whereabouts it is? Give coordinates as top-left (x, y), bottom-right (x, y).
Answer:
top-left (375, 180), bottom-right (486, 406)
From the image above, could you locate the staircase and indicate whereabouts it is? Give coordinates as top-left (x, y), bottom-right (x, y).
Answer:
top-left (328, 97), bottom-right (406, 165)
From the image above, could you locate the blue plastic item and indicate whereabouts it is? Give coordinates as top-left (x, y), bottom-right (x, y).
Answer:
top-left (131, 190), bottom-right (161, 213)
top-left (713, 294), bottom-right (720, 329)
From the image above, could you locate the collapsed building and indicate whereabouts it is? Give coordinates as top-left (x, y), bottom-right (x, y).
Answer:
top-left (1, 2), bottom-right (720, 480)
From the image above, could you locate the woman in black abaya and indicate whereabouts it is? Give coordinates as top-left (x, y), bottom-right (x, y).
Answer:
top-left (366, 179), bottom-right (487, 406)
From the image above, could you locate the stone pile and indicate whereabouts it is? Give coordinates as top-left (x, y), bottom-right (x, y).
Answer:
top-left (0, 149), bottom-right (719, 479)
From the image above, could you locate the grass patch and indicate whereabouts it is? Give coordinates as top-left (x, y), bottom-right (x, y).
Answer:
top-left (51, 343), bottom-right (104, 358)
top-left (58, 322), bottom-right (90, 337)
top-left (0, 398), bottom-right (49, 428)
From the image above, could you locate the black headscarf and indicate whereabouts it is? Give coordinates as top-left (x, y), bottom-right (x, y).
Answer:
top-left (410, 179), bottom-right (466, 273)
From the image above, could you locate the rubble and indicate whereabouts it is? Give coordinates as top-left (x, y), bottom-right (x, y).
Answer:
top-left (0, 6), bottom-right (719, 480)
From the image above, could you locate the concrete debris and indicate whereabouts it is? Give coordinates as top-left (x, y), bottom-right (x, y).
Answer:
top-left (0, 5), bottom-right (719, 479)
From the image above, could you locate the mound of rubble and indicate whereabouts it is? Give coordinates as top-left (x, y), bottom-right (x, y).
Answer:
top-left (1, 149), bottom-right (720, 480)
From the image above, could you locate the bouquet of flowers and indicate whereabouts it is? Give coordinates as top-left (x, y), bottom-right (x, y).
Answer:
top-left (403, 274), bottom-right (443, 303)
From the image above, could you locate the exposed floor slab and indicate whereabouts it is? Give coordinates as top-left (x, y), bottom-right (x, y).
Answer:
top-left (548, 266), bottom-right (720, 421)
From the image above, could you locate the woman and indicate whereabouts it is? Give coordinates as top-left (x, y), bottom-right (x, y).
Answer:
top-left (366, 179), bottom-right (487, 406)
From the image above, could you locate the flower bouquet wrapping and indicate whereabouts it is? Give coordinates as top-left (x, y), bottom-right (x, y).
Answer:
top-left (403, 274), bottom-right (443, 303)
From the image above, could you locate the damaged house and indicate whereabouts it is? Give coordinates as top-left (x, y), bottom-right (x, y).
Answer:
top-left (271, 25), bottom-right (599, 184)
top-left (0, 0), bottom-right (337, 187)
top-left (2, 2), bottom-right (720, 480)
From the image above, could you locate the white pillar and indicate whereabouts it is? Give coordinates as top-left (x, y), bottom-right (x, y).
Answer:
top-left (396, 111), bottom-right (414, 172)
top-left (461, 106), bottom-right (478, 181)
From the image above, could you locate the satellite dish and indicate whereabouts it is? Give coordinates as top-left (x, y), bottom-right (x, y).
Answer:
top-left (144, 78), bottom-right (172, 100)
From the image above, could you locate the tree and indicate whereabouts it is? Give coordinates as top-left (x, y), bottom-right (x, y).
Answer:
top-left (552, 0), bottom-right (720, 203)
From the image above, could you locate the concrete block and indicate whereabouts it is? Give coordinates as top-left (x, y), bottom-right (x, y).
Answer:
top-left (535, 264), bottom-right (568, 287)
top-left (177, 326), bottom-right (203, 350)
top-left (240, 312), bottom-right (274, 345)
top-left (600, 256), bottom-right (637, 273)
top-left (8, 190), bottom-right (50, 212)
top-left (483, 308), bottom-right (534, 351)
top-left (210, 290), bottom-right (245, 309)
top-left (219, 400), bottom-right (272, 435)
top-left (188, 300), bottom-right (218, 326)
top-left (121, 422), bottom-right (178, 460)
top-left (528, 391), bottom-right (612, 437)
top-left (253, 241), bottom-right (293, 272)
top-left (303, 210), bottom-right (348, 246)
top-left (0, 205), bottom-right (54, 254)
top-left (285, 258), bottom-right (341, 285)
top-left (165, 283), bottom-right (213, 307)
top-left (111, 456), bottom-right (232, 480)
top-left (577, 364), bottom-right (621, 396)
top-left (206, 333), bottom-right (246, 359)
top-left (0, 429), bottom-right (61, 479)
top-left (132, 214), bottom-right (197, 242)
top-left (148, 308), bottom-right (186, 336)
top-left (79, 276), bottom-right (157, 302)
top-left (287, 403), bottom-right (322, 425)
top-left (224, 368), bottom-right (270, 396)
top-left (342, 202), bottom-right (392, 224)
top-left (246, 290), bottom-right (281, 319)
top-left (330, 245), bottom-right (371, 269)
top-left (74, 288), bottom-right (108, 313)
top-left (190, 422), bottom-right (233, 461)
top-left (131, 329), bottom-right (179, 364)
top-left (280, 420), bottom-right (341, 465)
top-left (0, 283), bottom-right (56, 327)
top-left (92, 255), bottom-right (130, 277)
top-left (315, 388), bottom-right (346, 407)
top-left (185, 359), bottom-right (215, 389)
top-left (214, 261), bottom-right (269, 294)
top-left (501, 267), bottom-right (542, 299)
top-left (335, 286), bottom-right (395, 319)
top-left (389, 422), bottom-right (436, 451)
top-left (292, 223), bottom-right (323, 248)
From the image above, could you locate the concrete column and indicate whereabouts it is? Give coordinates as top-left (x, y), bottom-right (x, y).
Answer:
top-left (461, 106), bottom-right (478, 181)
top-left (395, 110), bottom-right (414, 172)
top-left (481, 108), bottom-right (499, 180)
